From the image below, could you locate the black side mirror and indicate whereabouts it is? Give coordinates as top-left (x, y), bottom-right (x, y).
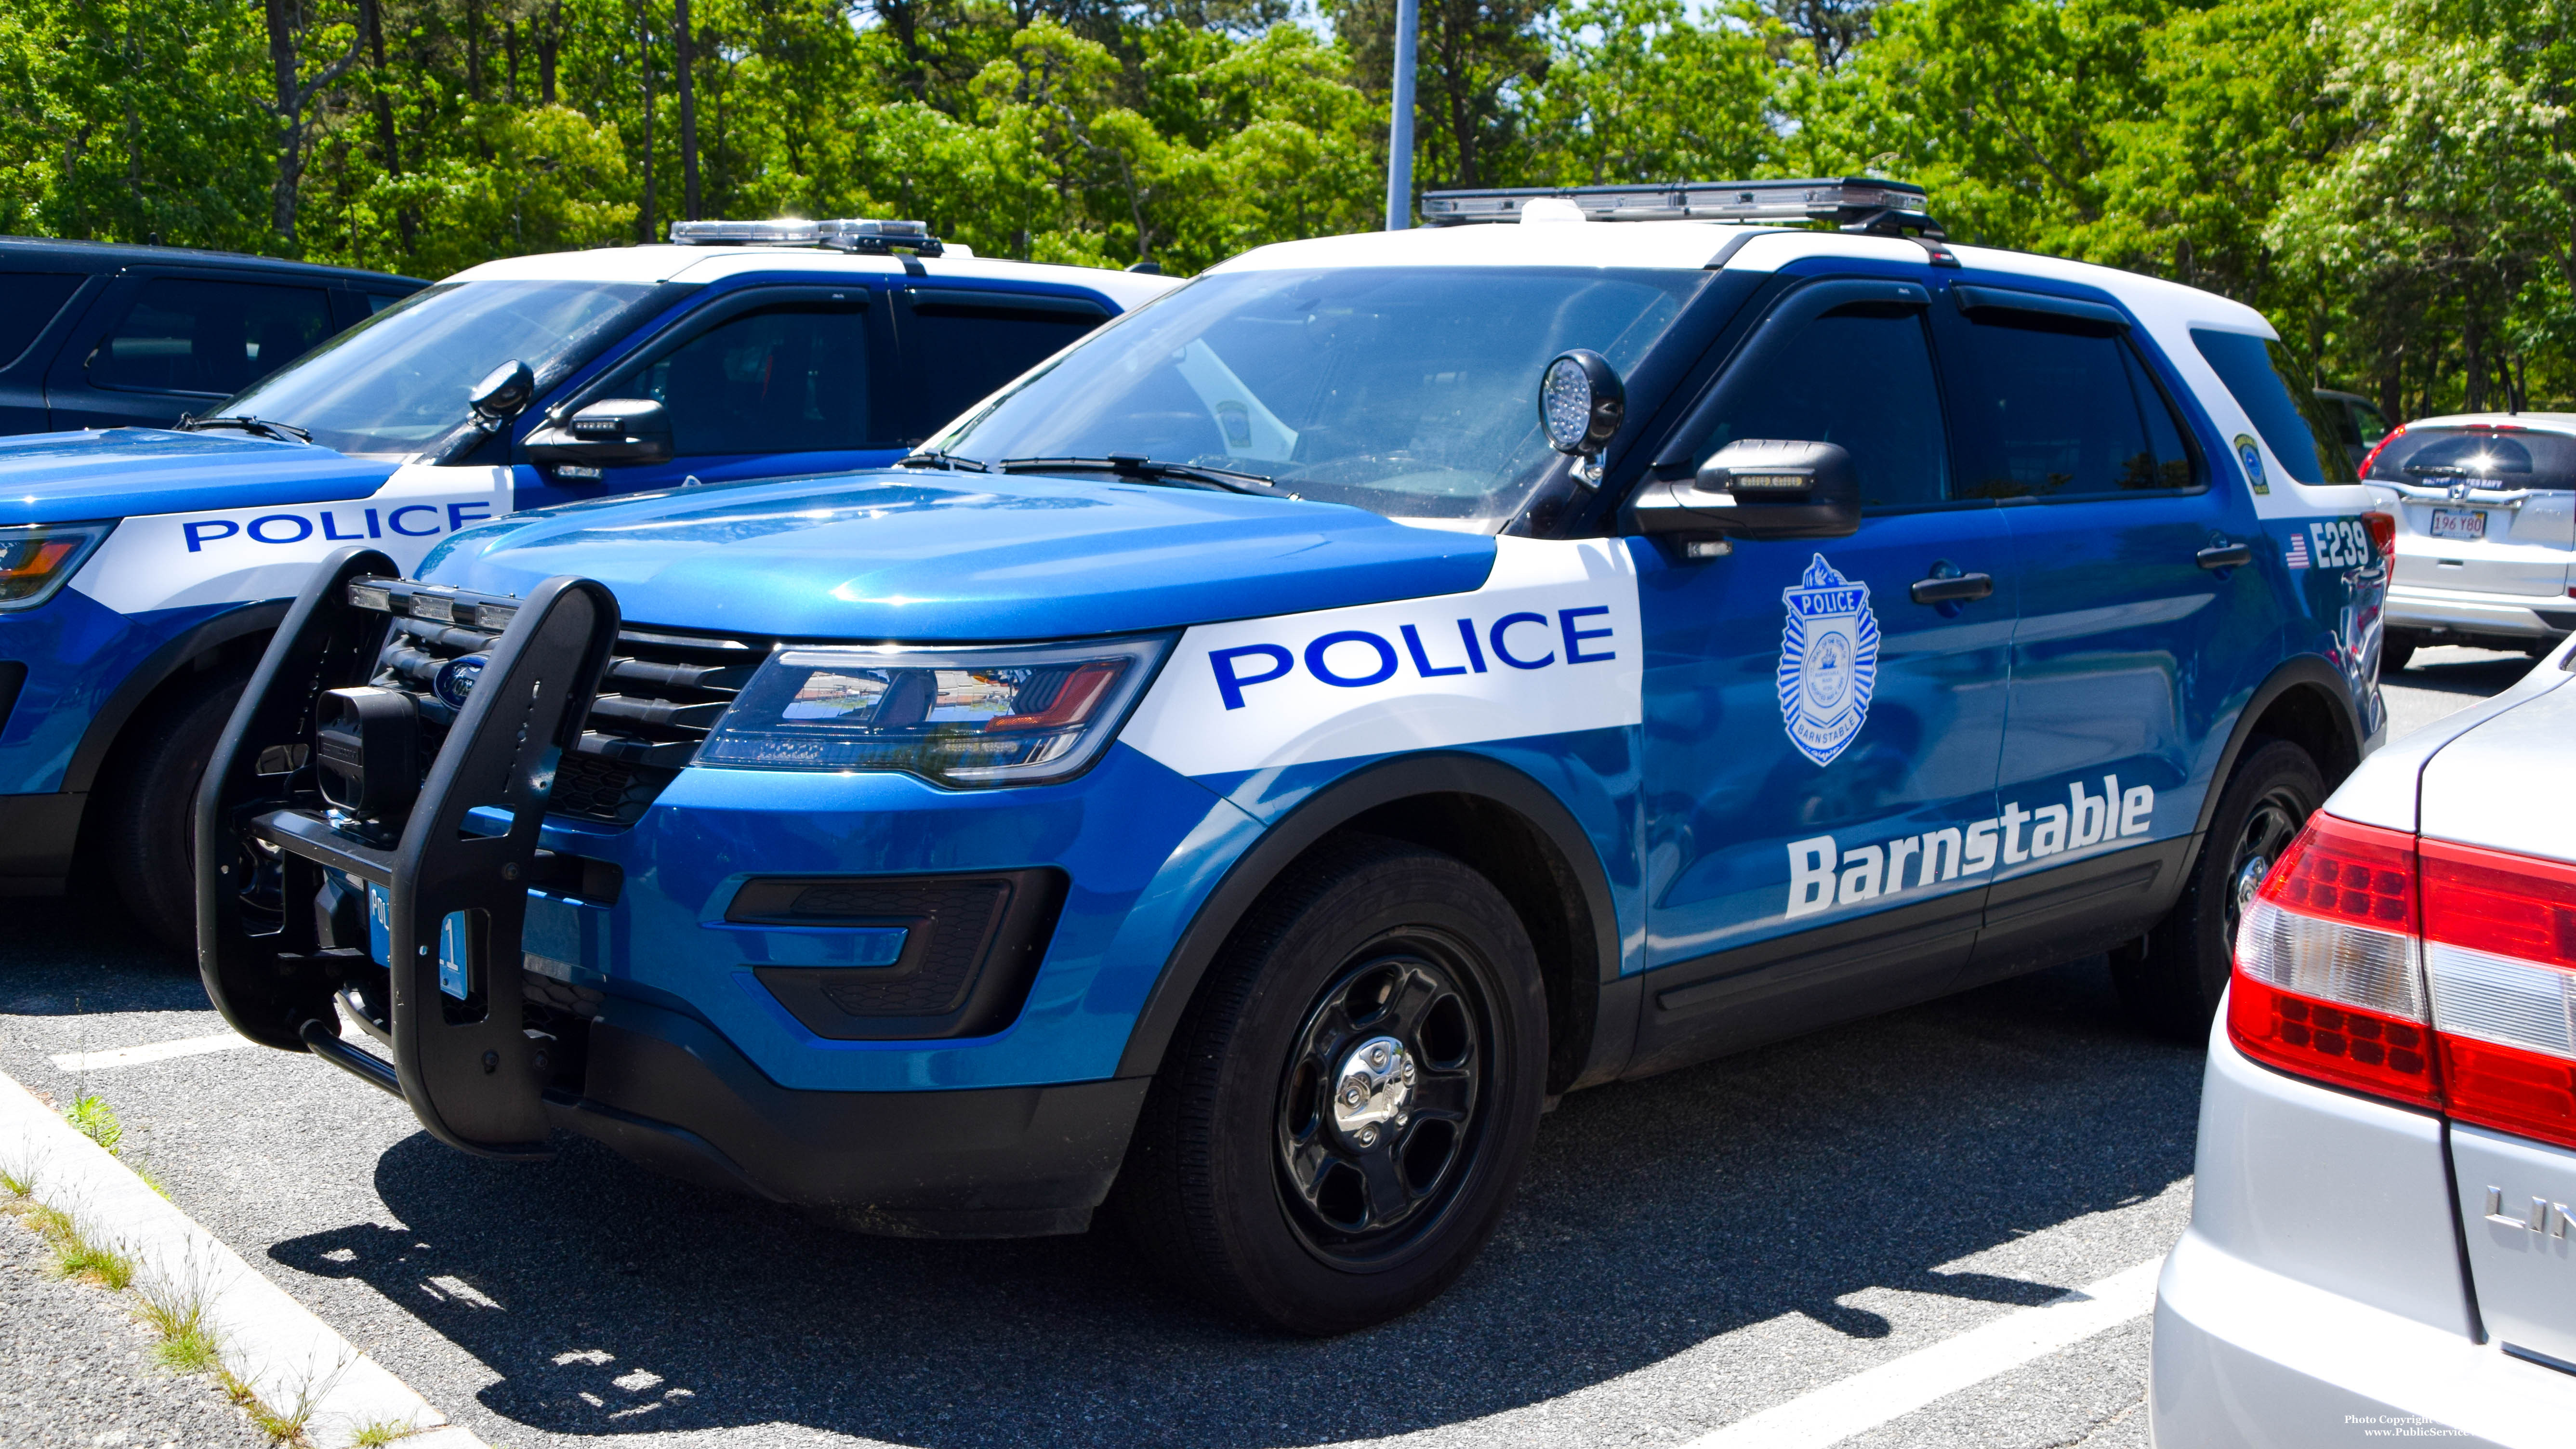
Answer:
top-left (1631, 438), bottom-right (1860, 542)
top-left (468, 359), bottom-right (536, 426)
top-left (524, 398), bottom-right (676, 471)
top-left (1538, 349), bottom-right (1625, 486)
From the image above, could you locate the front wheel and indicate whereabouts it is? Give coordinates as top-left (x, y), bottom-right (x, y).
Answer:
top-left (2114, 737), bottom-right (2323, 1040)
top-left (1115, 835), bottom-right (1548, 1335)
top-left (99, 667), bottom-right (249, 955)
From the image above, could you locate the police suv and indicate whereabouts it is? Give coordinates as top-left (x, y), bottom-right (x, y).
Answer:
top-left (0, 221), bottom-right (1169, 946)
top-left (198, 179), bottom-right (2391, 1334)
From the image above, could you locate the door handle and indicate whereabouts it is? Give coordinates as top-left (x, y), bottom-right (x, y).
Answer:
top-left (2196, 542), bottom-right (2254, 571)
top-left (1909, 571), bottom-right (1995, 605)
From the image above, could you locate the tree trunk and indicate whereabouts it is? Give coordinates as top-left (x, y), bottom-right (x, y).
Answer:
top-left (506, 20), bottom-right (520, 103)
top-left (677, 0), bottom-right (699, 220)
top-left (2464, 313), bottom-right (2485, 414)
top-left (638, 0), bottom-right (656, 243)
top-left (467, 0), bottom-right (483, 101)
top-left (358, 0), bottom-right (413, 250)
top-left (540, 1), bottom-right (560, 102)
top-left (267, 0), bottom-right (304, 245)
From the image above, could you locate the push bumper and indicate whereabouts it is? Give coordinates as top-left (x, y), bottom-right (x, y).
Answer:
top-left (2153, 1232), bottom-right (2576, 1446)
top-left (2387, 581), bottom-right (2576, 641)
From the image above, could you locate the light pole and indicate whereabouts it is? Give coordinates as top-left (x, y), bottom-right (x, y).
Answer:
top-left (1384, 0), bottom-right (1418, 230)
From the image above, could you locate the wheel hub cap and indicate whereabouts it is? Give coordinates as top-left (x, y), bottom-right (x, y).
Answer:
top-left (2233, 854), bottom-right (2272, 918)
top-left (1332, 1036), bottom-right (1415, 1146)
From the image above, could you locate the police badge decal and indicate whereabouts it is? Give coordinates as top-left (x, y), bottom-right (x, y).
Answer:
top-left (1778, 553), bottom-right (1880, 767)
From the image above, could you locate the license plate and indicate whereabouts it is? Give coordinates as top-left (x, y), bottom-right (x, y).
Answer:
top-left (2431, 507), bottom-right (2488, 540)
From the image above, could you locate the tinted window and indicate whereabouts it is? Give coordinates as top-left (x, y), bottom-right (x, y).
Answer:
top-left (0, 273), bottom-right (86, 370)
top-left (2190, 329), bottom-right (2353, 484)
top-left (2365, 427), bottom-right (2576, 490)
top-left (1952, 320), bottom-right (2195, 498)
top-left (1696, 305), bottom-right (1951, 508)
top-left (613, 303), bottom-right (874, 456)
top-left (896, 291), bottom-right (1108, 442)
top-left (87, 277), bottom-right (332, 396)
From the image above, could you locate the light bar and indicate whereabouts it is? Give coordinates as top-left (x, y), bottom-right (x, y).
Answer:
top-left (669, 217), bottom-right (944, 256)
top-left (1419, 177), bottom-right (1937, 233)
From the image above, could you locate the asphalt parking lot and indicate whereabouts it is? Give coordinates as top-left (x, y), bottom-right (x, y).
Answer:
top-left (0, 646), bottom-right (2537, 1449)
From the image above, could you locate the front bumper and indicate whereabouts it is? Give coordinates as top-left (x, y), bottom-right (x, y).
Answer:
top-left (2387, 581), bottom-right (2576, 641)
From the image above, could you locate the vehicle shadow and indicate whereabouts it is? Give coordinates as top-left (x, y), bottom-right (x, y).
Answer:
top-left (2392, 648), bottom-right (2538, 697)
top-left (0, 893), bottom-right (203, 1017)
top-left (268, 958), bottom-right (2201, 1449)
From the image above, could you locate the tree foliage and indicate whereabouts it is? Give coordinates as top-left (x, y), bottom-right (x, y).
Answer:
top-left (2, 0), bottom-right (2572, 410)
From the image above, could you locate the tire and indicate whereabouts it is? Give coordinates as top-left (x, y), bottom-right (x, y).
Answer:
top-left (1114, 835), bottom-right (1548, 1335)
top-left (2380, 632), bottom-right (2415, 674)
top-left (98, 666), bottom-right (249, 956)
top-left (2114, 737), bottom-right (2324, 1040)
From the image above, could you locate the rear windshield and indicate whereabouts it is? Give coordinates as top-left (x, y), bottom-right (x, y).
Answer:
top-left (2365, 427), bottom-right (2576, 489)
top-left (2189, 329), bottom-right (2354, 485)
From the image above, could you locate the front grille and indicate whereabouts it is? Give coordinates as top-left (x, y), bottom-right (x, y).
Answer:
top-left (353, 581), bottom-right (764, 827)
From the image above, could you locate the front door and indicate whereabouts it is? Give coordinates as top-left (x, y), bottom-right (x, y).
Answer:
top-left (1630, 275), bottom-right (2017, 1072)
top-left (1934, 287), bottom-right (2264, 979)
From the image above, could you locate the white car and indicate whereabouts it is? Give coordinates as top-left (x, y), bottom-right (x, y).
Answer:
top-left (2365, 413), bottom-right (2576, 668)
top-left (2151, 635), bottom-right (2576, 1443)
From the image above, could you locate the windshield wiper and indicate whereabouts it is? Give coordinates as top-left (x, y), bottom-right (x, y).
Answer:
top-left (998, 454), bottom-right (1275, 496)
top-left (895, 448), bottom-right (989, 473)
top-left (179, 414), bottom-right (312, 445)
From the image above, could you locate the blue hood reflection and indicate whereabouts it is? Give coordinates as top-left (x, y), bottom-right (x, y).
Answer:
top-left (0, 429), bottom-right (399, 526)
top-left (420, 471), bottom-right (1497, 639)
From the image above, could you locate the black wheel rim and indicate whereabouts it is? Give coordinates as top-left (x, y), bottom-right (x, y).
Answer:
top-left (2226, 785), bottom-right (2310, 943)
top-left (1274, 933), bottom-right (1488, 1265)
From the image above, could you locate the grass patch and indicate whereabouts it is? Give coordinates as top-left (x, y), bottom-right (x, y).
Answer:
top-left (222, 1360), bottom-right (341, 1448)
top-left (350, 1419), bottom-right (423, 1447)
top-left (18, 1201), bottom-right (136, 1290)
top-left (65, 1094), bottom-right (122, 1154)
top-left (133, 1271), bottom-right (224, 1374)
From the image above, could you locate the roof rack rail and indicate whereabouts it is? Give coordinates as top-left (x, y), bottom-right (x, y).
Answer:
top-left (667, 217), bottom-right (945, 257)
top-left (1417, 177), bottom-right (1943, 238)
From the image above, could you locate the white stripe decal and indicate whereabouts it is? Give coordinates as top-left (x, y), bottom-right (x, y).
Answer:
top-left (1678, 1257), bottom-right (2163, 1449)
top-left (51, 1033), bottom-right (255, 1072)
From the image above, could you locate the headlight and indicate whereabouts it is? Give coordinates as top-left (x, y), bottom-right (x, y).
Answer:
top-left (0, 522), bottom-right (112, 611)
top-left (697, 634), bottom-right (1171, 786)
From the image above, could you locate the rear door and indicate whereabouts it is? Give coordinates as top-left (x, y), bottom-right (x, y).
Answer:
top-left (1628, 275), bottom-right (2016, 1072)
top-left (888, 287), bottom-right (1113, 442)
top-left (1943, 285), bottom-right (2261, 981)
top-left (46, 271), bottom-right (334, 430)
top-left (2365, 426), bottom-right (2576, 606)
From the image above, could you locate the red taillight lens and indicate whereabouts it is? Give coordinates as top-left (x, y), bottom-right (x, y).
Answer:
top-left (2421, 840), bottom-right (2576, 1149)
top-left (2357, 422), bottom-right (2406, 480)
top-left (2361, 510), bottom-right (2397, 567)
top-left (2230, 814), bottom-right (2440, 1106)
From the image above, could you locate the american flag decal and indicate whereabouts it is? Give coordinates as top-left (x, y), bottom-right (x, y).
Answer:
top-left (2285, 532), bottom-right (2311, 569)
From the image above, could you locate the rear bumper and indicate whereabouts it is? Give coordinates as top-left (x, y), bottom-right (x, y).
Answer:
top-left (554, 995), bottom-right (1150, 1237)
top-left (2153, 1232), bottom-right (2576, 1447)
top-left (2387, 582), bottom-right (2576, 640)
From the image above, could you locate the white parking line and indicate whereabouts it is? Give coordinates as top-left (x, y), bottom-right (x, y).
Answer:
top-left (1679, 1256), bottom-right (2165, 1449)
top-left (50, 1033), bottom-right (253, 1073)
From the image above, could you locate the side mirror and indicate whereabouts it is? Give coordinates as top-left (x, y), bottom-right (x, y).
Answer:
top-left (1538, 349), bottom-right (1625, 485)
top-left (468, 359), bottom-right (536, 426)
top-left (524, 398), bottom-right (676, 471)
top-left (1631, 438), bottom-right (1860, 543)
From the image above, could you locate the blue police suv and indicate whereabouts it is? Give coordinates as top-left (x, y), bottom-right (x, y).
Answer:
top-left (199, 179), bottom-right (2393, 1333)
top-left (0, 220), bottom-right (1169, 947)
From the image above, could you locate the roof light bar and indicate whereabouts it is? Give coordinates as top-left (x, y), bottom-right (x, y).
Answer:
top-left (1418, 177), bottom-right (1942, 237)
top-left (668, 217), bottom-right (944, 256)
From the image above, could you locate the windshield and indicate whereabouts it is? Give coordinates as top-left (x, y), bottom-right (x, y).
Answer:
top-left (930, 266), bottom-right (1702, 527)
top-left (221, 280), bottom-right (667, 457)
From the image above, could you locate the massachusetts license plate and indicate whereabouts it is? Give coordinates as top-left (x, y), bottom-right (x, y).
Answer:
top-left (2431, 507), bottom-right (2488, 540)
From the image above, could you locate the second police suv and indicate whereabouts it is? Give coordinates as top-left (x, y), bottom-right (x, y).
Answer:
top-left (199, 179), bottom-right (2392, 1334)
top-left (0, 220), bottom-right (1169, 946)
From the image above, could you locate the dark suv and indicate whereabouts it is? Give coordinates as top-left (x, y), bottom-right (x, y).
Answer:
top-left (0, 238), bottom-right (423, 435)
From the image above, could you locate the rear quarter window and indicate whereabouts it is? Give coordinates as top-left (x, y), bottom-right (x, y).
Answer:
top-left (0, 272), bottom-right (87, 370)
top-left (2366, 428), bottom-right (2576, 490)
top-left (2190, 329), bottom-right (2355, 485)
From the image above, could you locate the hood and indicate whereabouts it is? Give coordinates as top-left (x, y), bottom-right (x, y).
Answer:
top-left (421, 471), bottom-right (1498, 640)
top-left (0, 429), bottom-right (403, 527)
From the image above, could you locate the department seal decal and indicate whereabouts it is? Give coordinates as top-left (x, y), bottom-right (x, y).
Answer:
top-left (1778, 553), bottom-right (1879, 767)
top-left (2233, 434), bottom-right (2270, 495)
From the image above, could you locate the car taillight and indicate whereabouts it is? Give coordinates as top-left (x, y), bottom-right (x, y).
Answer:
top-left (2422, 841), bottom-right (2576, 1150)
top-left (2230, 814), bottom-right (2439, 1106)
top-left (2231, 816), bottom-right (2576, 1150)
top-left (2357, 422), bottom-right (2406, 480)
top-left (2361, 510), bottom-right (2397, 567)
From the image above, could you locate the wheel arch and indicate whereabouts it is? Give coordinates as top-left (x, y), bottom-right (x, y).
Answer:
top-left (2191, 652), bottom-right (2366, 845)
top-left (1115, 752), bottom-right (1625, 1095)
top-left (66, 601), bottom-right (287, 797)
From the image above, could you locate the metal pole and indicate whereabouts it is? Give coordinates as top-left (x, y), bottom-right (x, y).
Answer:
top-left (1385, 0), bottom-right (1418, 231)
